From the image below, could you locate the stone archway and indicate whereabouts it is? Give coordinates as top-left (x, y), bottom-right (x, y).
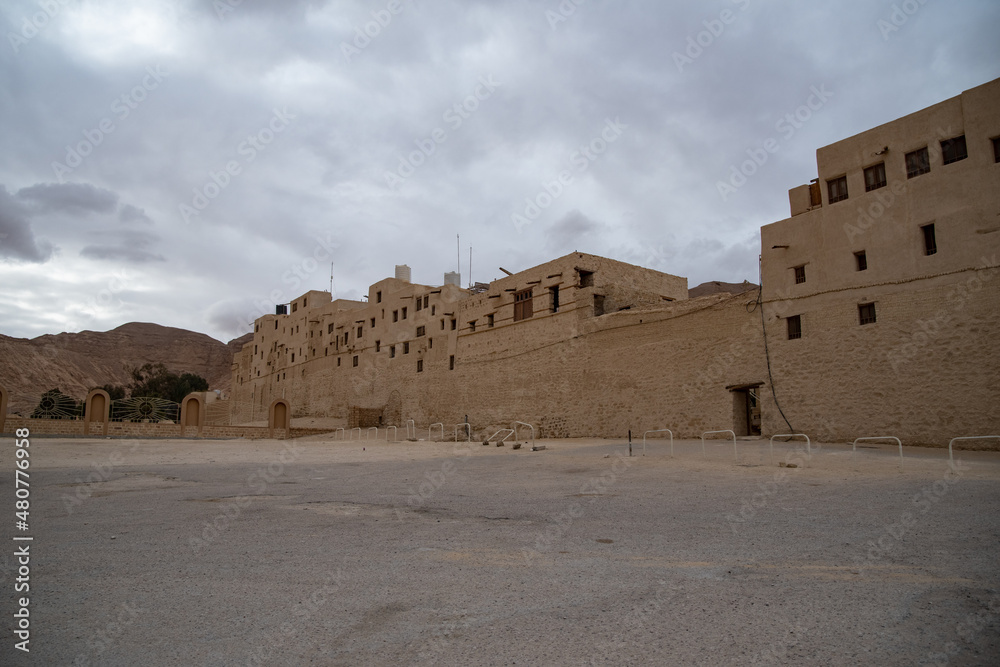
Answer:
top-left (180, 393), bottom-right (206, 437)
top-left (268, 398), bottom-right (291, 439)
top-left (84, 389), bottom-right (111, 436)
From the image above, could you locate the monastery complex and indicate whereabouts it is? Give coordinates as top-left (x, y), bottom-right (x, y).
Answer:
top-left (230, 79), bottom-right (1000, 445)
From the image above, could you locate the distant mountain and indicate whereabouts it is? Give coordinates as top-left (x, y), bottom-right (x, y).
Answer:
top-left (0, 323), bottom-right (248, 415)
top-left (688, 280), bottom-right (758, 299)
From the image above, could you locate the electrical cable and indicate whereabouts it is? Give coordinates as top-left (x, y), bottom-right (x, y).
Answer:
top-left (755, 255), bottom-right (794, 433)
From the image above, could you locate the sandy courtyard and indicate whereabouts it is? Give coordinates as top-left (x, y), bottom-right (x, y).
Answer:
top-left (2, 433), bottom-right (998, 665)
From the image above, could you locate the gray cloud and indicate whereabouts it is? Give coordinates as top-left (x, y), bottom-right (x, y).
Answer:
top-left (119, 204), bottom-right (152, 224)
top-left (15, 182), bottom-right (119, 215)
top-left (0, 185), bottom-right (55, 262)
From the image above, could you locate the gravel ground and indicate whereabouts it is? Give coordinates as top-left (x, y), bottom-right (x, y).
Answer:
top-left (2, 434), bottom-right (998, 666)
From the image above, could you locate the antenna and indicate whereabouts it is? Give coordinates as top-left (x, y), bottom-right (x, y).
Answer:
top-left (457, 234), bottom-right (460, 275)
top-left (329, 263), bottom-right (337, 298)
top-left (469, 246), bottom-right (472, 289)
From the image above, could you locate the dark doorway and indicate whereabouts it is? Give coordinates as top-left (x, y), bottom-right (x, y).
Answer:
top-left (730, 385), bottom-right (762, 436)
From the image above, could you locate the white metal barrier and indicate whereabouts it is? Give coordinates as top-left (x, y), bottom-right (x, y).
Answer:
top-left (948, 435), bottom-right (1000, 467)
top-left (385, 426), bottom-right (398, 442)
top-left (514, 421), bottom-right (536, 450)
top-left (485, 428), bottom-right (514, 445)
top-left (406, 419), bottom-right (415, 439)
top-left (350, 427), bottom-right (361, 440)
top-left (852, 436), bottom-right (902, 471)
top-left (367, 427), bottom-right (378, 440)
top-left (701, 430), bottom-right (736, 460)
top-left (334, 428), bottom-right (345, 441)
top-left (429, 423), bottom-right (444, 441)
top-left (769, 433), bottom-right (812, 466)
top-left (642, 429), bottom-right (673, 456)
top-left (455, 423), bottom-right (471, 442)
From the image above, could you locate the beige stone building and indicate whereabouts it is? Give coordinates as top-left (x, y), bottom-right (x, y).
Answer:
top-left (232, 78), bottom-right (1000, 445)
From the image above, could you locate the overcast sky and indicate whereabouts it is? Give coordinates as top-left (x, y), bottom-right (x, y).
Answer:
top-left (1, 0), bottom-right (998, 344)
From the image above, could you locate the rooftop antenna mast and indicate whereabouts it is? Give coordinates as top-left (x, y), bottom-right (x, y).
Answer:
top-left (469, 246), bottom-right (473, 289)
top-left (457, 234), bottom-right (460, 277)
top-left (329, 262), bottom-right (337, 298)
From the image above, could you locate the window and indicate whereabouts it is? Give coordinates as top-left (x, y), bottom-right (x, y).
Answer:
top-left (417, 359), bottom-right (423, 373)
top-left (370, 318), bottom-right (375, 328)
top-left (941, 135), bottom-right (967, 165)
top-left (423, 295), bottom-right (429, 309)
top-left (292, 302), bottom-right (298, 313)
top-left (402, 307), bottom-right (407, 319)
top-left (863, 162), bottom-right (886, 192)
top-left (416, 325), bottom-right (425, 337)
top-left (390, 345), bottom-right (395, 358)
top-left (343, 332), bottom-right (348, 345)
top-left (393, 310), bottom-right (398, 322)
top-left (328, 323), bottom-right (335, 334)
top-left (793, 265), bottom-right (806, 284)
top-left (404, 342), bottom-right (409, 354)
top-left (593, 294), bottom-right (605, 316)
top-left (514, 289), bottom-right (533, 321)
top-left (291, 353), bottom-right (295, 362)
top-left (440, 319), bottom-right (445, 330)
top-left (578, 269), bottom-right (594, 287)
top-left (468, 320), bottom-right (476, 332)
top-left (449, 355), bottom-right (455, 370)
top-left (827, 175), bottom-right (848, 203)
top-left (787, 315), bottom-right (802, 340)
top-left (431, 305), bottom-right (436, 315)
top-left (993, 137), bottom-right (1000, 164)
top-left (906, 147), bottom-right (930, 178)
top-left (353, 355), bottom-right (358, 367)
top-left (921, 223), bottom-right (937, 255)
top-left (375, 340), bottom-right (381, 352)
top-left (487, 314), bottom-right (494, 328)
top-left (855, 250), bottom-right (868, 271)
top-left (550, 285), bottom-right (560, 313)
top-left (416, 297), bottom-right (422, 312)
top-left (337, 357), bottom-right (341, 366)
top-left (450, 319), bottom-right (457, 331)
top-left (858, 303), bottom-right (877, 325)
top-left (357, 326), bottom-right (363, 338)
top-left (428, 338), bottom-right (433, 349)
top-left (274, 321), bottom-right (278, 330)
top-left (376, 291), bottom-right (382, 303)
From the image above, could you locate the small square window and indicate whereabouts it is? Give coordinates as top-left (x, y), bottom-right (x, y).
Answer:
top-left (787, 315), bottom-right (802, 340)
top-left (417, 359), bottom-right (423, 373)
top-left (370, 318), bottom-right (375, 328)
top-left (404, 341), bottom-right (409, 354)
top-left (376, 291), bottom-right (382, 303)
top-left (855, 250), bottom-right (867, 271)
top-left (859, 302), bottom-right (877, 325)
top-left (921, 223), bottom-right (937, 255)
top-left (827, 175), bottom-right (848, 203)
top-left (451, 319), bottom-right (457, 331)
top-left (393, 310), bottom-right (398, 322)
top-left (578, 270), bottom-right (594, 287)
top-left (793, 266), bottom-right (806, 284)
top-left (416, 298), bottom-right (422, 312)
top-left (390, 345), bottom-right (395, 358)
top-left (357, 326), bottom-right (363, 338)
top-left (941, 135), bottom-right (967, 165)
top-left (863, 162), bottom-right (886, 192)
top-left (993, 137), bottom-right (1000, 164)
top-left (469, 320), bottom-right (476, 332)
top-left (906, 147), bottom-right (930, 178)
top-left (416, 325), bottom-right (425, 337)
top-left (375, 340), bottom-right (381, 352)
top-left (488, 314), bottom-right (495, 328)
top-left (402, 307), bottom-right (407, 319)
top-left (449, 355), bottom-right (455, 370)
top-left (352, 355), bottom-right (358, 367)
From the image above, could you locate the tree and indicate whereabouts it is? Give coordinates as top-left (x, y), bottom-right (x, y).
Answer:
top-left (31, 388), bottom-right (83, 419)
top-left (126, 363), bottom-right (209, 403)
top-left (93, 384), bottom-right (126, 401)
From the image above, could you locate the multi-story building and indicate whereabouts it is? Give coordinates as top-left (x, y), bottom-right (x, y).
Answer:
top-left (232, 78), bottom-right (1000, 444)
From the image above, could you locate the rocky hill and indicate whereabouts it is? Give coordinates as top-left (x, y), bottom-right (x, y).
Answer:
top-left (689, 280), bottom-right (758, 299)
top-left (0, 323), bottom-right (250, 415)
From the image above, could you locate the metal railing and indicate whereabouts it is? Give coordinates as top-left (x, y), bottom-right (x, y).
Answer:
top-left (385, 426), bottom-right (398, 442)
top-left (769, 433), bottom-right (812, 466)
top-left (485, 428), bottom-right (514, 445)
top-left (642, 429), bottom-right (673, 456)
top-left (514, 421), bottom-right (535, 450)
top-left (334, 428), bottom-right (345, 441)
top-left (852, 436), bottom-right (902, 471)
top-left (350, 427), bottom-right (361, 440)
top-left (948, 436), bottom-right (1000, 467)
top-left (455, 422), bottom-right (471, 442)
top-left (701, 430), bottom-right (736, 460)
top-left (429, 423), bottom-right (444, 441)
top-left (367, 427), bottom-right (378, 440)
top-left (406, 419), bottom-right (415, 439)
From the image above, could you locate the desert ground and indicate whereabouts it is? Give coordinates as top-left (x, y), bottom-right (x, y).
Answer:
top-left (2, 433), bottom-right (998, 666)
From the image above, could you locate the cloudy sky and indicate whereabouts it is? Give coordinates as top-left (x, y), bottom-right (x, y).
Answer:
top-left (1, 0), bottom-right (998, 344)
